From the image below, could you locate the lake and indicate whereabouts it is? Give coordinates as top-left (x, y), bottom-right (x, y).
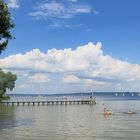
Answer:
top-left (0, 96), bottom-right (140, 140)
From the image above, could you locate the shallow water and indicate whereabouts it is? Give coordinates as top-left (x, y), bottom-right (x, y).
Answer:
top-left (0, 100), bottom-right (140, 140)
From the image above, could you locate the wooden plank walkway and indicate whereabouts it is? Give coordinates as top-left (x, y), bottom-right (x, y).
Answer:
top-left (0, 99), bottom-right (96, 106)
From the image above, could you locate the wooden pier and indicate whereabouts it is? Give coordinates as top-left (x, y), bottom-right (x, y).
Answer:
top-left (0, 99), bottom-right (96, 106)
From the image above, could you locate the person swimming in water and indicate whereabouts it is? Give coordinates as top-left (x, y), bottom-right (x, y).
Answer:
top-left (103, 108), bottom-right (112, 115)
top-left (106, 110), bottom-right (112, 115)
top-left (126, 110), bottom-right (135, 114)
top-left (128, 110), bottom-right (132, 114)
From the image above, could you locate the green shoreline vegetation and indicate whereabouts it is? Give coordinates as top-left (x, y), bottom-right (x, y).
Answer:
top-left (0, 0), bottom-right (17, 100)
top-left (0, 69), bottom-right (17, 101)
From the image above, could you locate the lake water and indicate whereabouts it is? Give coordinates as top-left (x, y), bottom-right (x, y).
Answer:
top-left (1, 96), bottom-right (140, 140)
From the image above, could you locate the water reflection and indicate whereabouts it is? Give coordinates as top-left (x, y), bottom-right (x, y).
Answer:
top-left (0, 105), bottom-right (16, 130)
top-left (0, 105), bottom-right (34, 130)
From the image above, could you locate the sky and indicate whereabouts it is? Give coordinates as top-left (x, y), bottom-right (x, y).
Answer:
top-left (1, 0), bottom-right (140, 94)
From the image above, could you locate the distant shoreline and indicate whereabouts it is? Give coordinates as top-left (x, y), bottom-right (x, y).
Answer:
top-left (6, 92), bottom-right (140, 96)
top-left (5, 92), bottom-right (140, 101)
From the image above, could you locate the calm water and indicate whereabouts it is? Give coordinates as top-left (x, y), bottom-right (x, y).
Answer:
top-left (1, 99), bottom-right (140, 140)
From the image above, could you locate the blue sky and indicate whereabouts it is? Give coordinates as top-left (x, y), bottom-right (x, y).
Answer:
top-left (1, 0), bottom-right (140, 94)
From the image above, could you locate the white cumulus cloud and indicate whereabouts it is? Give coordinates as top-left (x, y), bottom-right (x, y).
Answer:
top-left (1, 42), bottom-right (140, 93)
top-left (0, 42), bottom-right (103, 72)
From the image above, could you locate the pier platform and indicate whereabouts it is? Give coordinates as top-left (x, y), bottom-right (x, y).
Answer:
top-left (0, 99), bottom-right (96, 106)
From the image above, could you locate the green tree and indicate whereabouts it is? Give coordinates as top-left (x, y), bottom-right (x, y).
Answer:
top-left (0, 0), bottom-right (14, 53)
top-left (0, 70), bottom-right (17, 100)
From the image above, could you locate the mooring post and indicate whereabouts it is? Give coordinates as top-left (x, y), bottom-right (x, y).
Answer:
top-left (12, 102), bottom-right (14, 106)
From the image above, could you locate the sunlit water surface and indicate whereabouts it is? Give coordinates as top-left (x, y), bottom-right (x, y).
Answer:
top-left (0, 99), bottom-right (140, 140)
